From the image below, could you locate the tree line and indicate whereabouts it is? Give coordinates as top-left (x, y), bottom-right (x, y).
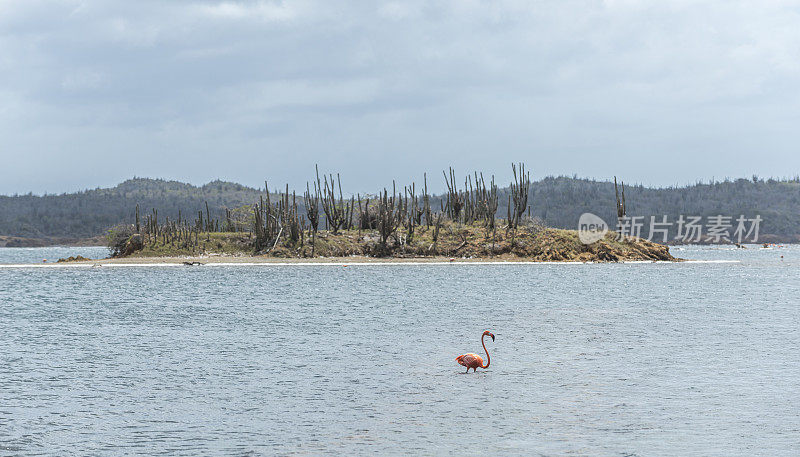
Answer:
top-left (2, 173), bottom-right (800, 242)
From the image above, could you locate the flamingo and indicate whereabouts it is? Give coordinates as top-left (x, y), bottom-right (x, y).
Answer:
top-left (455, 330), bottom-right (495, 373)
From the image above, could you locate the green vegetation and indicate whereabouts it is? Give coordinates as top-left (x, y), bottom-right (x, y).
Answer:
top-left (131, 232), bottom-right (255, 257)
top-left (103, 165), bottom-right (675, 262)
top-left (0, 178), bottom-right (262, 239)
top-left (3, 170), bottom-right (798, 244)
top-left (126, 221), bottom-right (674, 262)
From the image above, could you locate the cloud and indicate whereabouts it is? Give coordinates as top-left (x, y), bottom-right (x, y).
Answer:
top-left (197, 1), bottom-right (301, 22)
top-left (2, 0), bottom-right (800, 194)
top-left (60, 69), bottom-right (105, 91)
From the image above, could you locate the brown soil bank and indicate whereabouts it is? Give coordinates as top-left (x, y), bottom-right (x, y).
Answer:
top-left (122, 223), bottom-right (677, 262)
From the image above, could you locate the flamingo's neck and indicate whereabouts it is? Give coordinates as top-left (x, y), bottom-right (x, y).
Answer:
top-left (481, 334), bottom-right (490, 369)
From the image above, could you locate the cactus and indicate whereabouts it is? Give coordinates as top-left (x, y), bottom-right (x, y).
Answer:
top-left (614, 176), bottom-right (626, 219)
top-left (316, 165), bottom-right (351, 234)
top-left (304, 182), bottom-right (321, 257)
top-left (509, 163), bottom-right (530, 229)
top-left (135, 204), bottom-right (140, 233)
top-left (443, 167), bottom-right (464, 221)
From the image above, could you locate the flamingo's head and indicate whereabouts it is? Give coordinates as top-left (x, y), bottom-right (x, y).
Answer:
top-left (483, 330), bottom-right (495, 341)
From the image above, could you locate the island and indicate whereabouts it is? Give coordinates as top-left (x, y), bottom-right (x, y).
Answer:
top-left (90, 222), bottom-right (676, 264)
top-left (60, 165), bottom-right (678, 264)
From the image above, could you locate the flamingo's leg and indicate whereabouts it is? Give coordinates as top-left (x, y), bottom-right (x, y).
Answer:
top-left (465, 367), bottom-right (469, 373)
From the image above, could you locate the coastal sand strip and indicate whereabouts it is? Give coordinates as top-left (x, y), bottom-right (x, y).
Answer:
top-left (0, 259), bottom-right (738, 268)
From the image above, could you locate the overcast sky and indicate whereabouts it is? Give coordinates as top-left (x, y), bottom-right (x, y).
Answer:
top-left (2, 0), bottom-right (799, 195)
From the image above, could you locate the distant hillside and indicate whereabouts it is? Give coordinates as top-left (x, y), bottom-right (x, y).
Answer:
top-left (0, 178), bottom-right (263, 239)
top-left (1, 175), bottom-right (799, 243)
top-left (528, 176), bottom-right (800, 242)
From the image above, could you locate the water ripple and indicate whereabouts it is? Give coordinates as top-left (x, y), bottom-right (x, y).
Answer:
top-left (1, 246), bottom-right (799, 454)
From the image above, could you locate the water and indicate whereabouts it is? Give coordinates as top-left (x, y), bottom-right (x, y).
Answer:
top-left (0, 246), bottom-right (109, 264)
top-left (1, 246), bottom-right (799, 455)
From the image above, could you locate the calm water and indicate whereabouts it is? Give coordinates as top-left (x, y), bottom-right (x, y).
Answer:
top-left (0, 246), bottom-right (109, 264)
top-left (1, 246), bottom-right (799, 455)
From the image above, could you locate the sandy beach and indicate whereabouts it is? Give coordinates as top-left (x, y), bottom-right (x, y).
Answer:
top-left (0, 253), bottom-right (704, 267)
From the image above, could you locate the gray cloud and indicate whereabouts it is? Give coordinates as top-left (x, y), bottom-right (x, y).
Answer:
top-left (2, 0), bottom-right (800, 195)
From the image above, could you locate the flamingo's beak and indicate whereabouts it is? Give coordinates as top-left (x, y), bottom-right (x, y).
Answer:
top-left (491, 334), bottom-right (495, 341)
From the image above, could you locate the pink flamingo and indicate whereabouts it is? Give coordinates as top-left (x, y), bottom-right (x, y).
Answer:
top-left (455, 330), bottom-right (495, 373)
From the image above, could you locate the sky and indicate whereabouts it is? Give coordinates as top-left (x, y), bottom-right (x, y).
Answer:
top-left (2, 0), bottom-right (800, 195)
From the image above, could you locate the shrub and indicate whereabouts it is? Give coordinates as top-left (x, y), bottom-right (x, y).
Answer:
top-left (106, 224), bottom-right (135, 257)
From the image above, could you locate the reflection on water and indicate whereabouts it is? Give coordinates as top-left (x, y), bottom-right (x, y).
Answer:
top-left (1, 245), bottom-right (799, 455)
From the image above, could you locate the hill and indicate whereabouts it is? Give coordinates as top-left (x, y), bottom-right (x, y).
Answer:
top-left (1, 175), bottom-right (799, 243)
top-left (0, 178), bottom-right (262, 239)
